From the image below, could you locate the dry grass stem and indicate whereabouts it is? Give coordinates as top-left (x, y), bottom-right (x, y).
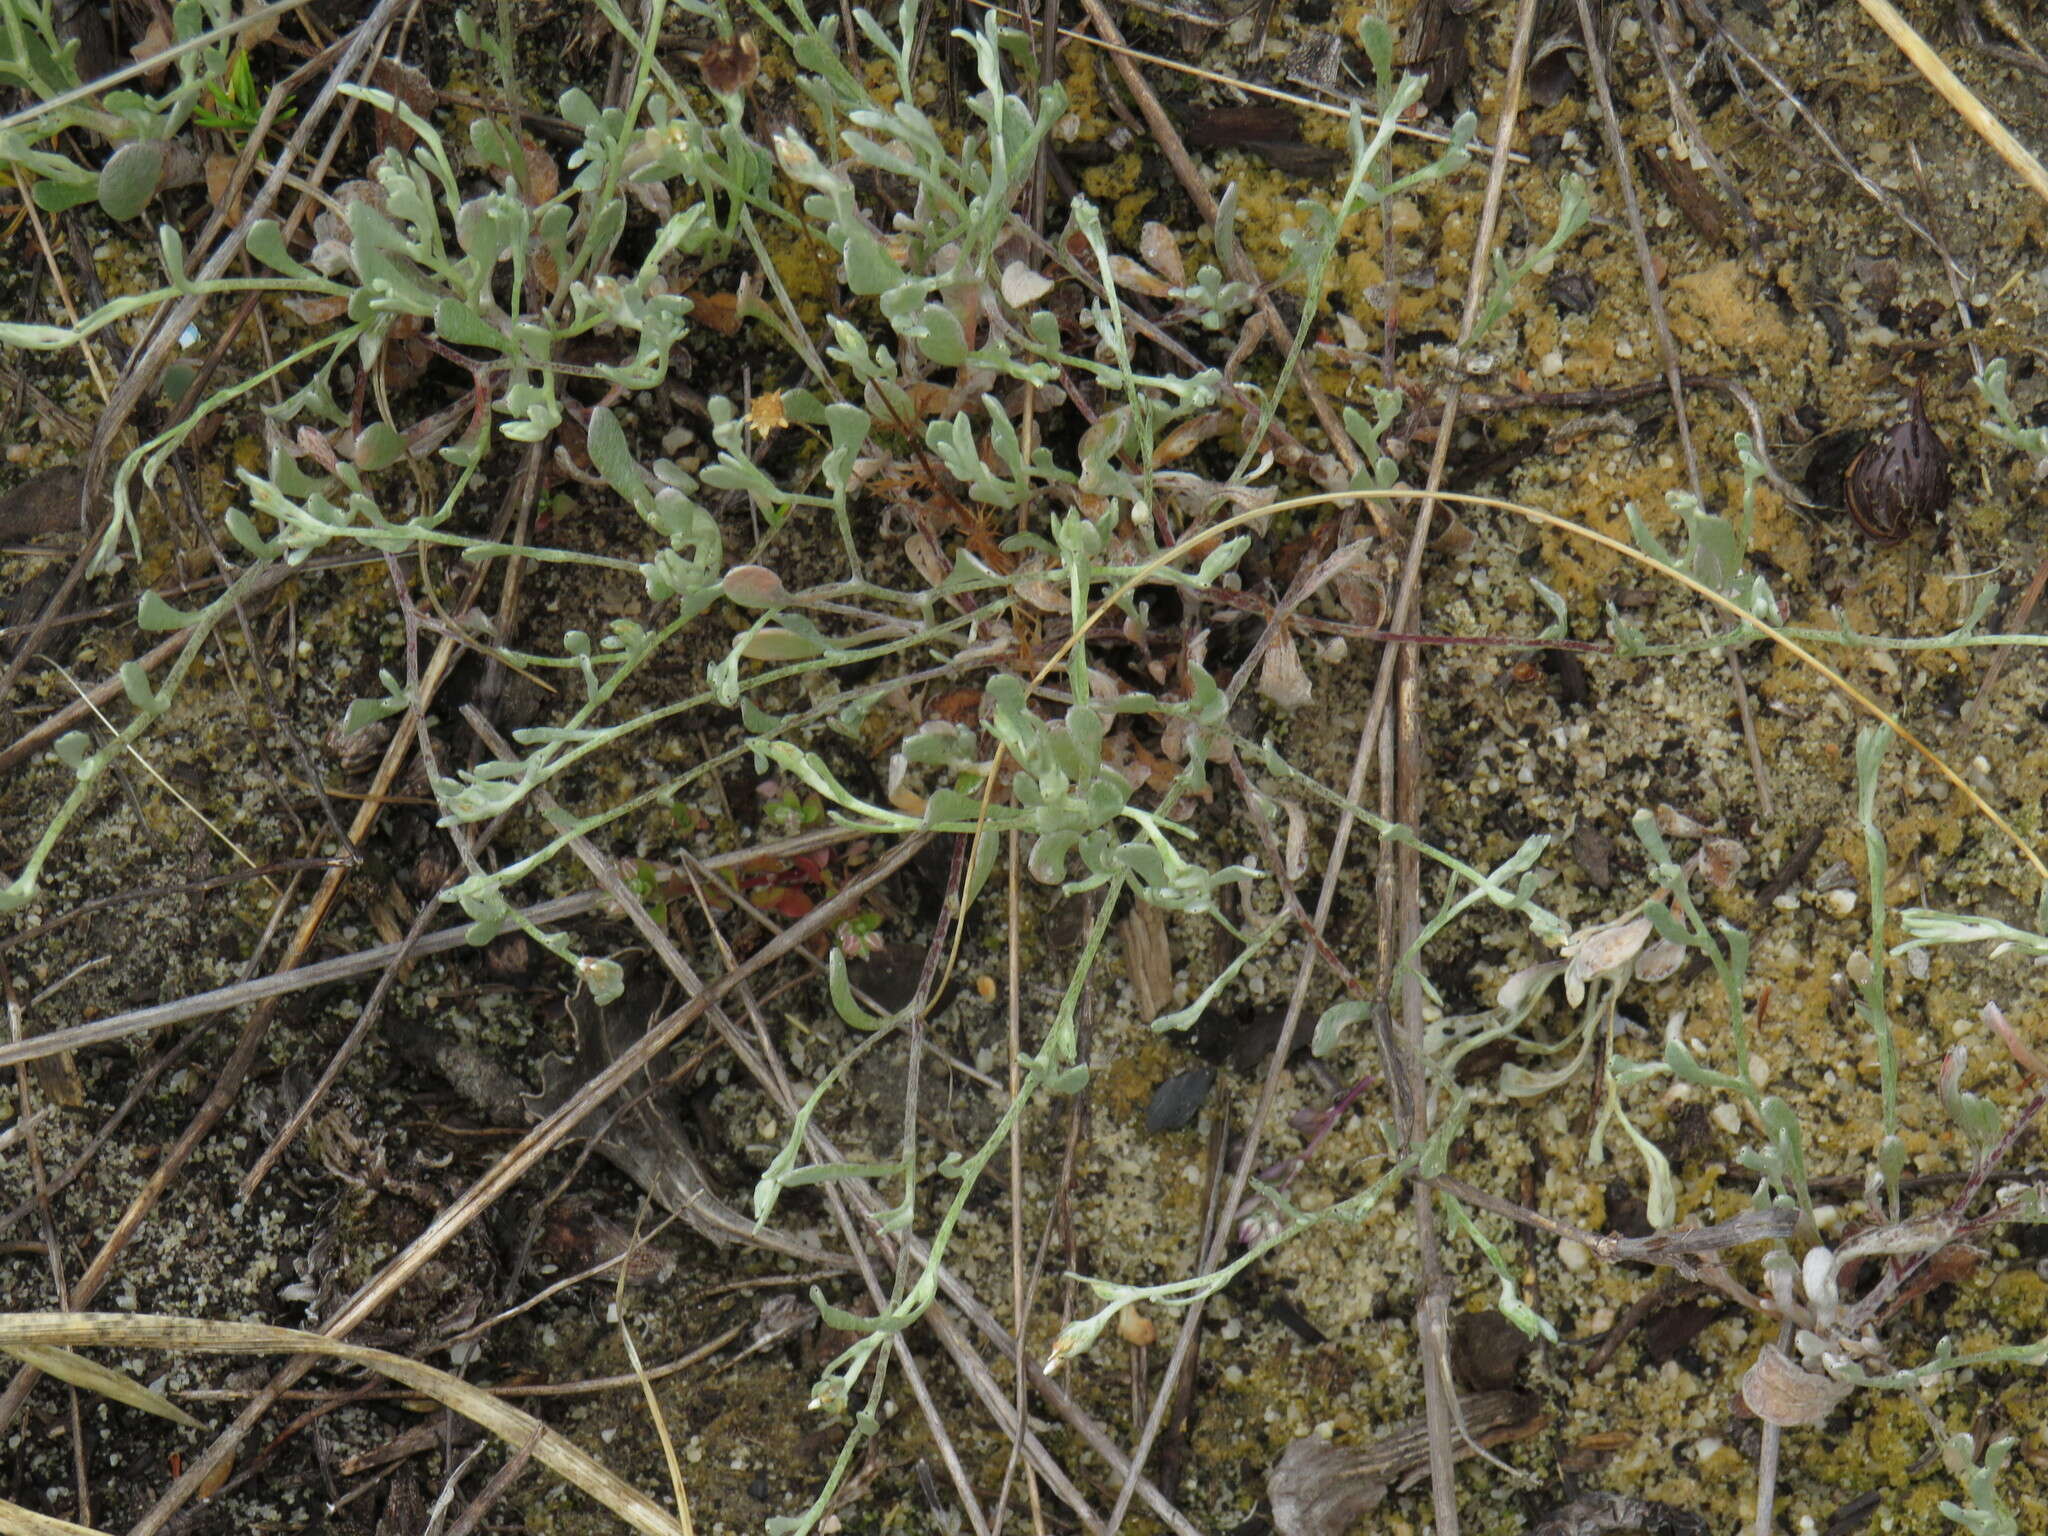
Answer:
top-left (0, 1314), bottom-right (687, 1535)
top-left (1855, 0), bottom-right (2048, 207)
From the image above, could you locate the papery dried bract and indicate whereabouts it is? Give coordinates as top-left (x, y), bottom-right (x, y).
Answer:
top-left (1000, 260), bottom-right (1054, 307)
top-left (1107, 253), bottom-right (1174, 298)
top-left (1699, 836), bottom-right (1747, 891)
top-left (1740, 1343), bottom-right (1853, 1426)
top-left (1497, 960), bottom-right (1566, 1012)
top-left (1632, 937), bottom-right (1686, 983)
top-left (1259, 632), bottom-right (1313, 710)
top-left (1139, 221), bottom-right (1186, 287)
top-left (1561, 913), bottom-right (1654, 1004)
top-left (903, 530), bottom-right (950, 587)
top-left (1655, 802), bottom-right (1710, 839)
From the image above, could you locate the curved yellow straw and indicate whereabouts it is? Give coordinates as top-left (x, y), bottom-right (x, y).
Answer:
top-left (1854, 0), bottom-right (2048, 211)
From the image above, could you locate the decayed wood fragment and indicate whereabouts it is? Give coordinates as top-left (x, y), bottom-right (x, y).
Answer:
top-left (1268, 1389), bottom-right (1545, 1536)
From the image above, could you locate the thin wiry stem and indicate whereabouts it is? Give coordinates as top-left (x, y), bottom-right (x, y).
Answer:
top-left (1374, 0), bottom-right (1543, 1525)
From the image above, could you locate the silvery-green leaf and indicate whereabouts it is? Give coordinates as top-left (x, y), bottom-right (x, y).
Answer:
top-left (137, 590), bottom-right (198, 630)
top-left (434, 295), bottom-right (505, 351)
top-left (247, 219), bottom-right (310, 278)
top-left (119, 662), bottom-right (164, 716)
top-left (32, 168), bottom-right (102, 212)
top-left (96, 140), bottom-right (165, 221)
top-left (1609, 1095), bottom-right (1675, 1229)
top-left (54, 731), bottom-right (94, 773)
top-left (1313, 999), bottom-right (1372, 1058)
top-left (1497, 960), bottom-right (1565, 1011)
top-left (740, 626), bottom-right (823, 662)
top-left (828, 950), bottom-right (894, 1031)
top-left (350, 421), bottom-right (407, 471)
top-left (1499, 1023), bottom-right (1595, 1098)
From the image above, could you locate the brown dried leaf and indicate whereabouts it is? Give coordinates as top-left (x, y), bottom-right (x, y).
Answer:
top-left (523, 965), bottom-right (738, 1242)
top-left (202, 151), bottom-right (242, 220)
top-left (1122, 905), bottom-right (1172, 1023)
top-left (904, 530), bottom-right (949, 587)
top-left (532, 1197), bottom-right (676, 1286)
top-left (518, 135), bottom-right (559, 203)
top-left (280, 292), bottom-right (351, 325)
top-left (376, 1473), bottom-right (427, 1536)
top-left (195, 1449), bottom-right (236, 1500)
top-left (1557, 1430), bottom-right (1635, 1473)
top-left (1271, 1392), bottom-right (1545, 1536)
top-left (368, 58), bottom-right (436, 154)
top-left (128, 17), bottom-right (173, 80)
top-left (1284, 31), bottom-right (1344, 93)
top-left (1632, 937), bottom-right (1687, 984)
top-left (1564, 913), bottom-right (1653, 997)
top-left (1451, 1308), bottom-right (1535, 1393)
top-left (1268, 1435), bottom-right (1389, 1536)
top-left (1396, 0), bottom-right (1470, 110)
top-left (1011, 560), bottom-right (1065, 613)
top-left (0, 463), bottom-right (83, 541)
top-left (531, 241), bottom-right (559, 299)
top-left (1278, 792), bottom-right (1310, 880)
top-left (1181, 106), bottom-right (1346, 177)
top-left (1641, 1300), bottom-right (1726, 1364)
top-left (692, 290), bottom-right (742, 335)
top-left (1153, 409), bottom-right (1233, 467)
top-left (1332, 566), bottom-right (1383, 628)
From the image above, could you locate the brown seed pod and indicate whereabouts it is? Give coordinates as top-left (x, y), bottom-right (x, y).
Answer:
top-left (1843, 384), bottom-right (1951, 544)
top-left (699, 33), bottom-right (760, 97)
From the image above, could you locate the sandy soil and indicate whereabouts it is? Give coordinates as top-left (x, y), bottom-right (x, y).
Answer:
top-left (5, 0), bottom-right (2048, 1532)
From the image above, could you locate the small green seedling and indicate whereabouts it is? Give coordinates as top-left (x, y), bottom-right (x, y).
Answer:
top-left (192, 48), bottom-right (291, 135)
